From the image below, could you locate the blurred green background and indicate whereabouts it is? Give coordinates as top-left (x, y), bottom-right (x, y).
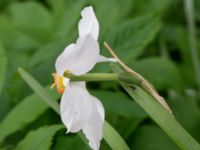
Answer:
top-left (0, 0), bottom-right (200, 149)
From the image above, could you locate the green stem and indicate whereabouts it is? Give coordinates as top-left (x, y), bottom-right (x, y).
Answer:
top-left (66, 73), bottom-right (119, 82)
top-left (184, 0), bottom-right (200, 90)
top-left (66, 72), bottom-right (142, 86)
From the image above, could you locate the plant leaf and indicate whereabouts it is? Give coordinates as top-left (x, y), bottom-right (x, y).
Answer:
top-left (103, 122), bottom-right (129, 150)
top-left (15, 125), bottom-right (63, 150)
top-left (8, 1), bottom-right (52, 42)
top-left (0, 87), bottom-right (59, 143)
top-left (105, 14), bottom-right (161, 63)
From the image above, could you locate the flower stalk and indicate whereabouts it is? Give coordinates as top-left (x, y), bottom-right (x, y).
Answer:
top-left (64, 72), bottom-right (142, 86)
top-left (65, 73), bottom-right (119, 82)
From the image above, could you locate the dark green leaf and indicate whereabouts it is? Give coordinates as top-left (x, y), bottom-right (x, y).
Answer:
top-left (105, 14), bottom-right (161, 63)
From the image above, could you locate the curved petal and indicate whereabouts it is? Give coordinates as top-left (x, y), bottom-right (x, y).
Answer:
top-left (60, 82), bottom-right (93, 133)
top-left (78, 6), bottom-right (99, 40)
top-left (90, 95), bottom-right (105, 121)
top-left (55, 43), bottom-right (76, 75)
top-left (68, 35), bottom-right (100, 75)
top-left (82, 96), bottom-right (105, 150)
top-left (97, 55), bottom-right (117, 63)
top-left (55, 35), bottom-right (99, 76)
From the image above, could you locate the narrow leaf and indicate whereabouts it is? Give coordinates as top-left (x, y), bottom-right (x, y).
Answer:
top-left (112, 64), bottom-right (200, 150)
top-left (18, 68), bottom-right (60, 114)
top-left (103, 122), bottom-right (130, 150)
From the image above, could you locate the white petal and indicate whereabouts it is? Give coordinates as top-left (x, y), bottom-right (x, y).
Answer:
top-left (97, 55), bottom-right (117, 63)
top-left (55, 35), bottom-right (99, 76)
top-left (90, 95), bottom-right (105, 121)
top-left (55, 43), bottom-right (76, 75)
top-left (78, 6), bottom-right (99, 40)
top-left (68, 35), bottom-right (100, 75)
top-left (82, 96), bottom-right (105, 150)
top-left (60, 82), bottom-right (93, 133)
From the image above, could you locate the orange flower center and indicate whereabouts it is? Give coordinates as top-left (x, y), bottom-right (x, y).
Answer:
top-left (51, 73), bottom-right (65, 94)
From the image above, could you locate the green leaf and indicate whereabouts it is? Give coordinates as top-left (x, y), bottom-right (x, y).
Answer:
top-left (90, 0), bottom-right (134, 37)
top-left (18, 68), bottom-right (130, 150)
top-left (105, 14), bottom-right (161, 63)
top-left (112, 64), bottom-right (200, 150)
top-left (0, 46), bottom-right (6, 92)
top-left (28, 39), bottom-right (66, 67)
top-left (8, 2), bottom-right (52, 42)
top-left (50, 0), bottom-right (86, 39)
top-left (15, 125), bottom-right (63, 150)
top-left (103, 122), bottom-right (129, 150)
top-left (0, 16), bottom-right (39, 51)
top-left (130, 57), bottom-right (183, 90)
top-left (0, 87), bottom-right (59, 143)
top-left (133, 0), bottom-right (171, 16)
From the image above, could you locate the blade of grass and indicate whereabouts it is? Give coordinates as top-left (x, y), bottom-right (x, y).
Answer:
top-left (184, 0), bottom-right (200, 91)
top-left (18, 68), bottom-right (130, 150)
top-left (112, 64), bottom-right (200, 150)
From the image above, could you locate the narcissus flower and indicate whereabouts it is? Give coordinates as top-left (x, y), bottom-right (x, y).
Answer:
top-left (52, 6), bottom-right (115, 150)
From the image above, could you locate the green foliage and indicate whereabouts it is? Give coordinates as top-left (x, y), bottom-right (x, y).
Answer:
top-left (15, 125), bottom-right (63, 150)
top-left (0, 46), bottom-right (6, 92)
top-left (130, 125), bottom-right (179, 150)
top-left (9, 2), bottom-right (52, 31)
top-left (105, 14), bottom-right (161, 63)
top-left (53, 134), bottom-right (88, 150)
top-left (91, 90), bottom-right (147, 119)
top-left (0, 88), bottom-right (58, 144)
top-left (0, 0), bottom-right (200, 149)
top-left (103, 122), bottom-right (129, 150)
top-left (112, 64), bottom-right (200, 150)
top-left (168, 91), bottom-right (200, 138)
top-left (130, 57), bottom-right (183, 90)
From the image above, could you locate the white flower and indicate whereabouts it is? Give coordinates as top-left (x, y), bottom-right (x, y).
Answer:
top-left (52, 6), bottom-right (114, 150)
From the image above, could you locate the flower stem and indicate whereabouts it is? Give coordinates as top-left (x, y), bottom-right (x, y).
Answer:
top-left (66, 73), bottom-right (119, 82)
top-left (184, 0), bottom-right (200, 90)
